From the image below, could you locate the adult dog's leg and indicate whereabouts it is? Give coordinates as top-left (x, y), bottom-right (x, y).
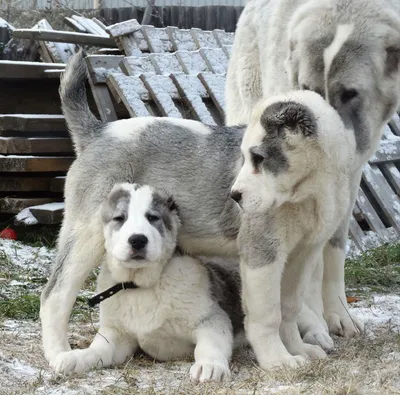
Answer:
top-left (298, 256), bottom-right (334, 351)
top-left (238, 215), bottom-right (305, 369)
top-left (280, 245), bottom-right (327, 360)
top-left (54, 327), bottom-right (137, 374)
top-left (40, 218), bottom-right (104, 367)
top-left (190, 312), bottom-right (233, 382)
top-left (323, 170), bottom-right (364, 337)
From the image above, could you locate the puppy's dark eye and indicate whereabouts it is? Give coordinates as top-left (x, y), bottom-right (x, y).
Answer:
top-left (250, 152), bottom-right (264, 168)
top-left (113, 215), bottom-right (125, 223)
top-left (146, 214), bottom-right (160, 223)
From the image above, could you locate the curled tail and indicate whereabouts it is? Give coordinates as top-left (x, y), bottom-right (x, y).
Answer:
top-left (59, 49), bottom-right (105, 155)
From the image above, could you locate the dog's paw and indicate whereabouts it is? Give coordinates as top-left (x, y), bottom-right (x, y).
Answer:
top-left (325, 311), bottom-right (364, 338)
top-left (53, 349), bottom-right (103, 375)
top-left (190, 359), bottom-right (231, 382)
top-left (259, 354), bottom-right (306, 370)
top-left (303, 330), bottom-right (334, 351)
top-left (297, 343), bottom-right (327, 360)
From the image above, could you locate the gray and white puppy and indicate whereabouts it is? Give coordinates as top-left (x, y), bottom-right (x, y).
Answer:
top-left (52, 182), bottom-right (242, 382)
top-left (226, 0), bottom-right (400, 349)
top-left (41, 51), bottom-right (353, 372)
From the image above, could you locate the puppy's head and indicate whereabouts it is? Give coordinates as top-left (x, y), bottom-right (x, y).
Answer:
top-left (102, 183), bottom-right (180, 270)
top-left (231, 90), bottom-right (355, 212)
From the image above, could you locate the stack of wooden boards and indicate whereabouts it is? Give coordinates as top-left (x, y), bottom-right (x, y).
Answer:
top-left (0, 16), bottom-right (399, 254)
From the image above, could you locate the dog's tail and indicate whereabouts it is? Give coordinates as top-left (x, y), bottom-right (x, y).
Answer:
top-left (59, 49), bottom-right (105, 155)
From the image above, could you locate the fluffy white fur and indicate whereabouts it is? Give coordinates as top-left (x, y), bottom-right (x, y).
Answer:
top-left (230, 90), bottom-right (356, 367)
top-left (52, 184), bottom-right (233, 382)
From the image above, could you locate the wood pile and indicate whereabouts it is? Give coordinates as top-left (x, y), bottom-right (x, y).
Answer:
top-left (0, 16), bottom-right (399, 254)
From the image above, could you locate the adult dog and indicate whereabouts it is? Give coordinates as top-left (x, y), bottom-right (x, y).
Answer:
top-left (53, 182), bottom-right (242, 382)
top-left (226, 0), bottom-right (400, 349)
top-left (41, 51), bottom-right (354, 371)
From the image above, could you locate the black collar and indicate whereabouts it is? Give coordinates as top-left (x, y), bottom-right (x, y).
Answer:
top-left (88, 281), bottom-right (139, 307)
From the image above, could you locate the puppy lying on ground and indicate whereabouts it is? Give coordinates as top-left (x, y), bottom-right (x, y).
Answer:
top-left (53, 182), bottom-right (243, 382)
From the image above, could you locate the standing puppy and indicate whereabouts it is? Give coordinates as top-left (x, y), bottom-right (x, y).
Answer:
top-left (226, 0), bottom-right (400, 348)
top-left (53, 183), bottom-right (242, 382)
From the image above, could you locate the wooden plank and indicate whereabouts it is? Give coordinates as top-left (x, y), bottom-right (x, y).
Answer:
top-left (222, 45), bottom-right (233, 58)
top-left (30, 202), bottom-right (64, 224)
top-left (356, 188), bottom-right (389, 239)
top-left (142, 26), bottom-right (174, 53)
top-left (36, 19), bottom-right (75, 64)
top-left (0, 197), bottom-right (59, 214)
top-left (121, 55), bottom-right (156, 76)
top-left (0, 137), bottom-right (73, 154)
top-left (0, 177), bottom-right (55, 192)
top-left (389, 113), bottom-right (400, 136)
top-left (107, 73), bottom-right (151, 117)
top-left (176, 50), bottom-right (209, 74)
top-left (166, 26), bottom-right (197, 52)
top-left (362, 164), bottom-right (400, 233)
top-left (88, 79), bottom-right (118, 122)
top-left (106, 19), bottom-right (142, 38)
top-left (12, 29), bottom-right (117, 47)
top-left (170, 74), bottom-right (216, 125)
top-left (191, 28), bottom-right (219, 49)
top-left (64, 17), bottom-right (87, 34)
top-left (0, 156), bottom-right (73, 172)
top-left (149, 53), bottom-right (183, 75)
top-left (50, 176), bottom-right (65, 192)
top-left (92, 18), bottom-right (108, 32)
top-left (96, 48), bottom-right (122, 55)
top-left (369, 139), bottom-right (400, 164)
top-left (73, 15), bottom-right (108, 37)
top-left (213, 29), bottom-right (234, 47)
top-left (86, 55), bottom-right (124, 84)
top-left (0, 61), bottom-right (65, 79)
top-left (0, 115), bottom-right (66, 132)
top-left (348, 216), bottom-right (365, 251)
top-left (43, 69), bottom-right (64, 78)
top-left (380, 164), bottom-right (400, 195)
top-left (200, 48), bottom-right (228, 74)
top-left (198, 73), bottom-right (226, 117)
top-left (140, 75), bottom-right (182, 118)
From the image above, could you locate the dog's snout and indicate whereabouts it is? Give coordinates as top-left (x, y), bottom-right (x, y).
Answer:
top-left (230, 190), bottom-right (242, 204)
top-left (128, 234), bottom-right (148, 250)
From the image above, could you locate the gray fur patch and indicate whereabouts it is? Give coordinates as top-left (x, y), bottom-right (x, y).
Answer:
top-left (329, 223), bottom-right (347, 249)
top-left (237, 212), bottom-right (279, 268)
top-left (101, 187), bottom-right (131, 226)
top-left (150, 189), bottom-right (179, 235)
top-left (203, 259), bottom-right (244, 334)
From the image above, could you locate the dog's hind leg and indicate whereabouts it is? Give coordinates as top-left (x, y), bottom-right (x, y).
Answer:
top-left (322, 171), bottom-right (364, 337)
top-left (40, 217), bottom-right (104, 367)
top-left (280, 244), bottom-right (327, 360)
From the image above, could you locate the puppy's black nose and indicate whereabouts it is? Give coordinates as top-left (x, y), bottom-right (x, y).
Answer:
top-left (128, 234), bottom-right (148, 250)
top-left (230, 190), bottom-right (242, 203)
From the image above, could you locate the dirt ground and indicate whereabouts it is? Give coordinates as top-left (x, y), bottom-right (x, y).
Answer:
top-left (1, 238), bottom-right (399, 395)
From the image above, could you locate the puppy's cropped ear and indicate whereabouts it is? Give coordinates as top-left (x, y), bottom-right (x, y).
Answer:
top-left (166, 196), bottom-right (179, 213)
top-left (386, 46), bottom-right (400, 75)
top-left (260, 101), bottom-right (317, 138)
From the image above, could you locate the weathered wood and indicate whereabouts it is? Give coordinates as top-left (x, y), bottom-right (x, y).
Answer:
top-left (107, 73), bottom-right (150, 117)
top-left (64, 17), bottom-right (87, 34)
top-left (0, 197), bottom-right (59, 214)
top-left (50, 176), bottom-right (66, 193)
top-left (106, 19), bottom-right (142, 38)
top-left (348, 216), bottom-right (365, 251)
top-left (0, 156), bottom-right (73, 172)
top-left (86, 55), bottom-right (124, 84)
top-left (0, 138), bottom-right (73, 154)
top-left (176, 50), bottom-right (209, 74)
top-left (140, 75), bottom-right (182, 118)
top-left (88, 79), bottom-right (118, 122)
top-left (149, 53), bottom-right (183, 75)
top-left (213, 29), bottom-right (234, 47)
top-left (0, 61), bottom-right (65, 79)
top-left (166, 26), bottom-right (197, 52)
top-left (12, 29), bottom-right (117, 47)
top-left (171, 74), bottom-right (215, 125)
top-left (142, 26), bottom-right (174, 53)
top-left (0, 177), bottom-right (56, 192)
top-left (200, 48), bottom-right (228, 74)
top-left (362, 164), bottom-right (400, 233)
top-left (191, 28), bottom-right (219, 49)
top-left (369, 139), bottom-right (400, 164)
top-left (72, 16), bottom-right (108, 37)
top-left (30, 202), bottom-right (64, 224)
top-left (198, 73), bottom-right (226, 117)
top-left (0, 115), bottom-right (66, 133)
top-left (121, 55), bottom-right (156, 76)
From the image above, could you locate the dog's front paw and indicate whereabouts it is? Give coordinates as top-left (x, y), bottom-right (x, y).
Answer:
top-left (325, 311), bottom-right (364, 338)
top-left (53, 349), bottom-right (103, 374)
top-left (259, 354), bottom-right (307, 370)
top-left (190, 359), bottom-right (231, 382)
top-left (303, 329), bottom-right (334, 351)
